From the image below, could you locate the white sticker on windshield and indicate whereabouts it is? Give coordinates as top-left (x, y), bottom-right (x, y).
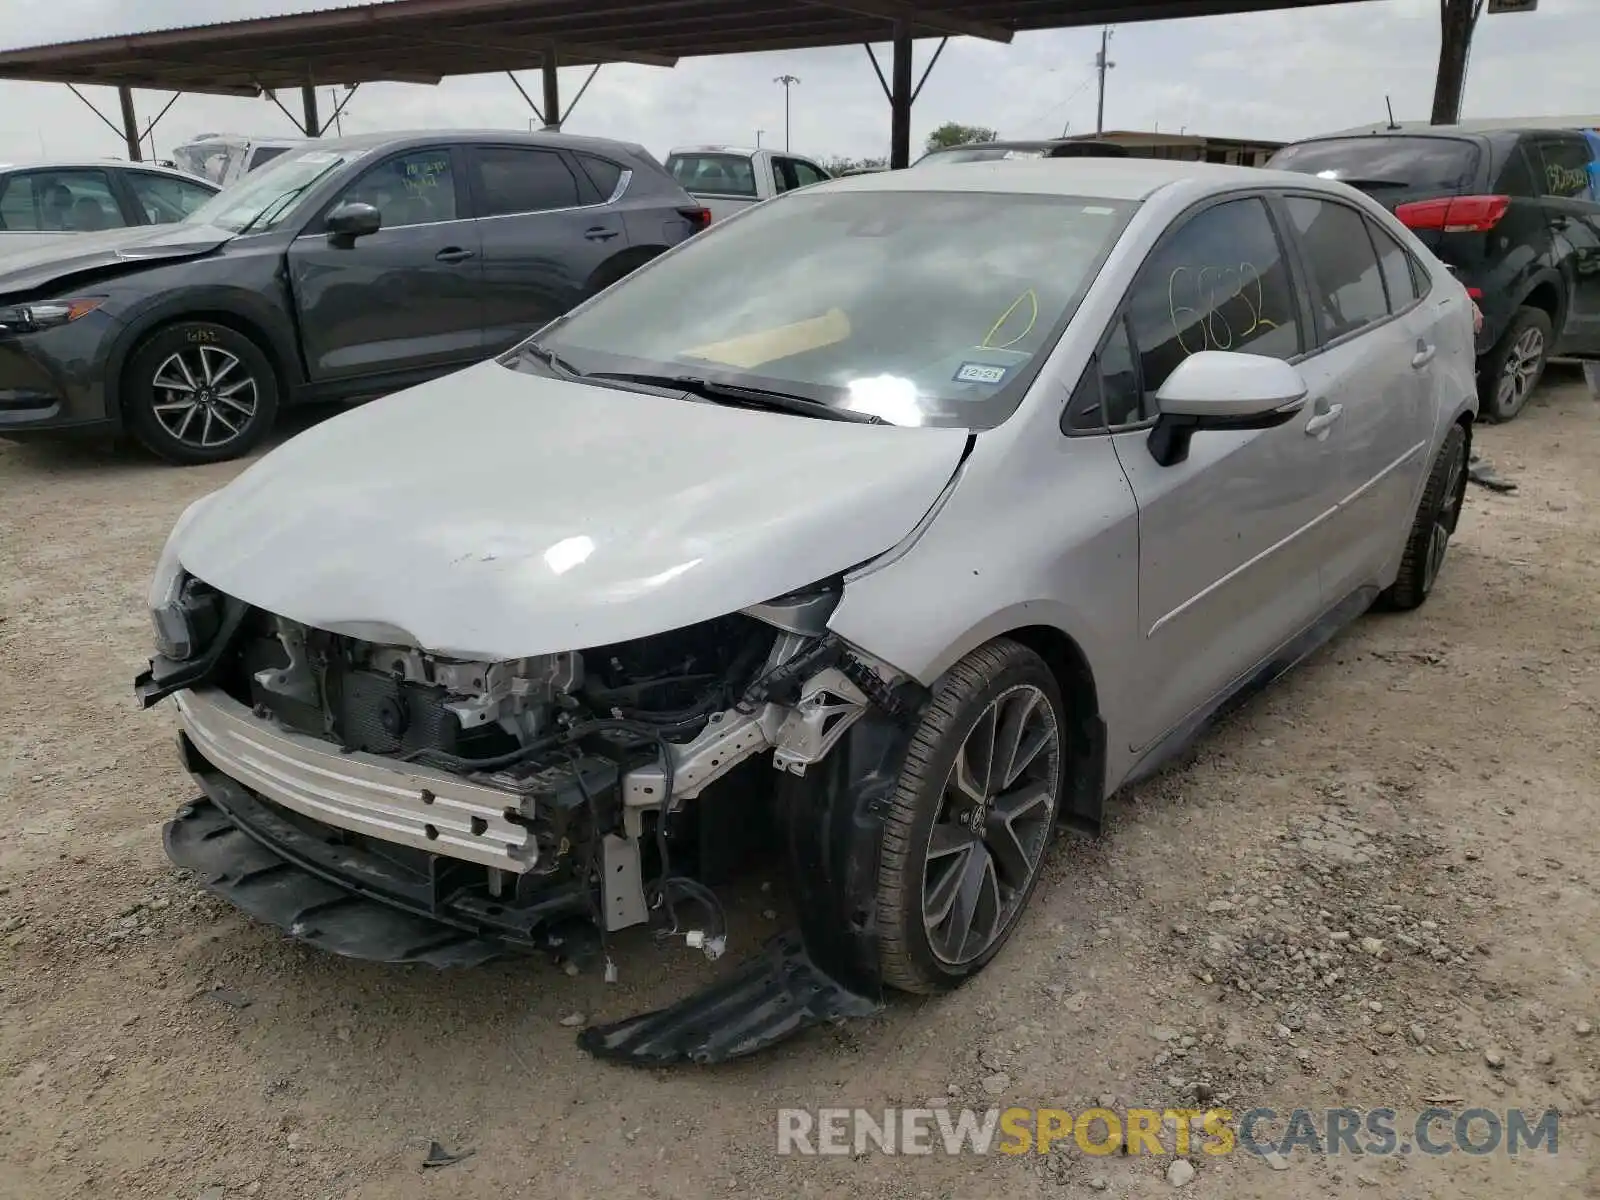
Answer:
top-left (1082, 205), bottom-right (1117, 215)
top-left (954, 362), bottom-right (1010, 385)
top-left (1002, 149), bottom-right (1046, 160)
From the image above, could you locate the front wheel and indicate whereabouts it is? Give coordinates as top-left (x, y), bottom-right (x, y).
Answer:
top-left (125, 321), bottom-right (279, 465)
top-left (876, 639), bottom-right (1065, 994)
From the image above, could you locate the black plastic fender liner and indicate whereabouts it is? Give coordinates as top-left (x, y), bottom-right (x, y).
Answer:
top-left (578, 706), bottom-right (922, 1065)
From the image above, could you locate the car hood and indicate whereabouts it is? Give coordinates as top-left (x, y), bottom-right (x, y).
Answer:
top-left (0, 223), bottom-right (232, 296)
top-left (173, 359), bottom-right (969, 659)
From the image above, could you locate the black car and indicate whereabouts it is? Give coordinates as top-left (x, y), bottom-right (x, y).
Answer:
top-left (1269, 126), bottom-right (1600, 421)
top-left (0, 130), bottom-right (709, 464)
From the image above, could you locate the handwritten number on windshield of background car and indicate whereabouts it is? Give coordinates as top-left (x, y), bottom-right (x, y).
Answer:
top-left (1168, 262), bottom-right (1275, 355)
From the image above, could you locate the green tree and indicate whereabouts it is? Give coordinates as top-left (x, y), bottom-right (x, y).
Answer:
top-left (924, 122), bottom-right (998, 154)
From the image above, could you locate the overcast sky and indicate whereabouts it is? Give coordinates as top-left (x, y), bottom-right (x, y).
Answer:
top-left (0, 0), bottom-right (1595, 165)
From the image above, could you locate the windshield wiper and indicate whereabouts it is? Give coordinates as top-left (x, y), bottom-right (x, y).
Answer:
top-left (232, 183), bottom-right (313, 236)
top-left (584, 372), bottom-right (890, 424)
top-left (516, 341), bottom-right (584, 377)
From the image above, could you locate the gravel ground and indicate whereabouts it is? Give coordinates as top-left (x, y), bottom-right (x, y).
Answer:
top-left (1, 372), bottom-right (1597, 1200)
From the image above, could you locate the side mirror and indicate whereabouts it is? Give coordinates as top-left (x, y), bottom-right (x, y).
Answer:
top-left (325, 202), bottom-right (381, 248)
top-left (1147, 351), bottom-right (1308, 467)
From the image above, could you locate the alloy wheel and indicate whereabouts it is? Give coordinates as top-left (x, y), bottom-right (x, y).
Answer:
top-left (1496, 326), bottom-right (1545, 416)
top-left (1423, 438), bottom-right (1467, 595)
top-left (922, 683), bottom-right (1060, 965)
top-left (150, 346), bottom-right (258, 450)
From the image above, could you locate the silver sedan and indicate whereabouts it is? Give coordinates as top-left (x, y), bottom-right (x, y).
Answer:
top-left (140, 157), bottom-right (1477, 1061)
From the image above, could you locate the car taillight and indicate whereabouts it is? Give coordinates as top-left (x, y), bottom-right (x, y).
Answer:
top-left (1394, 194), bottom-right (1509, 233)
top-left (679, 206), bottom-right (712, 233)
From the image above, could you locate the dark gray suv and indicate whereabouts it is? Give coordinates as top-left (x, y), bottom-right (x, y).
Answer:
top-left (0, 130), bottom-right (710, 463)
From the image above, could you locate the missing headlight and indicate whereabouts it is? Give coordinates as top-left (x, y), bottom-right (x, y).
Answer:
top-left (152, 575), bottom-right (222, 662)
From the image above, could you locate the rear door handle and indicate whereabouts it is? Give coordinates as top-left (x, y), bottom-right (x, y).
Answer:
top-left (1411, 344), bottom-right (1437, 369)
top-left (435, 247), bottom-right (476, 263)
top-left (584, 227), bottom-right (621, 241)
top-left (1304, 403), bottom-right (1344, 438)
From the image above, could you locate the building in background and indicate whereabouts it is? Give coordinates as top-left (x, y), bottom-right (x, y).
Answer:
top-left (1058, 129), bottom-right (1284, 166)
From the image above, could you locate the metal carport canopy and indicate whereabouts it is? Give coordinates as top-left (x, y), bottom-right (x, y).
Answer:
top-left (0, 0), bottom-right (1373, 168)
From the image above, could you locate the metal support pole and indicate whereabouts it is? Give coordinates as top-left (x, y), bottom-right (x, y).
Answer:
top-left (542, 56), bottom-right (561, 130)
top-left (889, 20), bottom-right (913, 170)
top-left (118, 86), bottom-right (142, 161)
top-left (301, 84), bottom-right (321, 137)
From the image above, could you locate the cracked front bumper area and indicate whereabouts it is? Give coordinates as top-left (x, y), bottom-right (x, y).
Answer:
top-left (163, 695), bottom-right (914, 1064)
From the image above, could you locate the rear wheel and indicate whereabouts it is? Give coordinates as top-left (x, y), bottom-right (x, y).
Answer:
top-left (125, 321), bottom-right (279, 465)
top-left (1379, 422), bottom-right (1468, 611)
top-left (1478, 305), bottom-right (1550, 423)
top-left (876, 639), bottom-right (1065, 994)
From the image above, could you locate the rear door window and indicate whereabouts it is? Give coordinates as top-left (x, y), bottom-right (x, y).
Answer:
top-left (666, 153), bottom-right (758, 199)
top-left (472, 147), bottom-right (581, 216)
top-left (1269, 136), bottom-right (1480, 200)
top-left (576, 153), bottom-right (624, 201)
top-left (0, 168), bottom-right (127, 232)
top-left (1368, 219), bottom-right (1420, 311)
top-left (1529, 136), bottom-right (1594, 200)
top-left (1284, 196), bottom-right (1389, 341)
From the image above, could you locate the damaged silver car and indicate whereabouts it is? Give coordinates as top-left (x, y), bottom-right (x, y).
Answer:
top-left (138, 160), bottom-right (1478, 1064)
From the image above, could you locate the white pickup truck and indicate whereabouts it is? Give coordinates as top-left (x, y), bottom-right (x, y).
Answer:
top-left (664, 145), bottom-right (833, 223)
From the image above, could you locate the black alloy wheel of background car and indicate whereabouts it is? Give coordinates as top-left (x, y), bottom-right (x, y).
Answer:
top-left (124, 321), bottom-right (280, 465)
top-left (1479, 306), bottom-right (1552, 423)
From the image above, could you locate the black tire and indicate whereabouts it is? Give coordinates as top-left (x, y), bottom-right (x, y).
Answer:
top-left (877, 639), bottom-right (1066, 994)
top-left (1379, 422), bottom-right (1469, 612)
top-left (124, 321), bottom-right (279, 465)
top-left (1477, 305), bottom-right (1551, 423)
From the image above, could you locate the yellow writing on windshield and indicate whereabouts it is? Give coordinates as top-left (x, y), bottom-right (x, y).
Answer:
top-left (981, 289), bottom-right (1039, 350)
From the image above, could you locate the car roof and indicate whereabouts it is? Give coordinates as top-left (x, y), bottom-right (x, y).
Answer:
top-left (301, 129), bottom-right (651, 157)
top-left (1311, 119), bottom-right (1600, 140)
top-left (819, 157), bottom-right (1328, 202)
top-left (667, 145), bottom-right (763, 157)
top-left (0, 159), bottom-right (214, 180)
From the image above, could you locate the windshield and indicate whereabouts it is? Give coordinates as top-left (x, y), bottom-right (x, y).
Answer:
top-left (526, 189), bottom-right (1136, 429)
top-left (1268, 137), bottom-right (1480, 194)
top-left (182, 148), bottom-right (357, 233)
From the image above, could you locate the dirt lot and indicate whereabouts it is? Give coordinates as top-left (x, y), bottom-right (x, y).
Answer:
top-left (1, 372), bottom-right (1597, 1200)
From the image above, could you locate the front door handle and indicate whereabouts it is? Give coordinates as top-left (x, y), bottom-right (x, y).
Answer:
top-left (584, 227), bottom-right (621, 241)
top-left (1304, 403), bottom-right (1344, 438)
top-left (435, 247), bottom-right (476, 263)
top-left (1411, 344), bottom-right (1437, 369)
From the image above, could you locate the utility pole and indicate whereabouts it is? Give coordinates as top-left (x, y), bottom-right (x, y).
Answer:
top-left (1432, 0), bottom-right (1485, 124)
top-left (1094, 27), bottom-right (1115, 135)
top-left (756, 129), bottom-right (764, 148)
top-left (330, 87), bottom-right (344, 136)
top-left (774, 74), bottom-right (800, 151)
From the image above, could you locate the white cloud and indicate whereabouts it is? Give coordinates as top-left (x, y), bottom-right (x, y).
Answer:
top-left (0, 0), bottom-right (1595, 166)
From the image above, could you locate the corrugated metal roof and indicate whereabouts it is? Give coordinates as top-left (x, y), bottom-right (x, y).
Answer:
top-left (0, 0), bottom-right (1375, 96)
